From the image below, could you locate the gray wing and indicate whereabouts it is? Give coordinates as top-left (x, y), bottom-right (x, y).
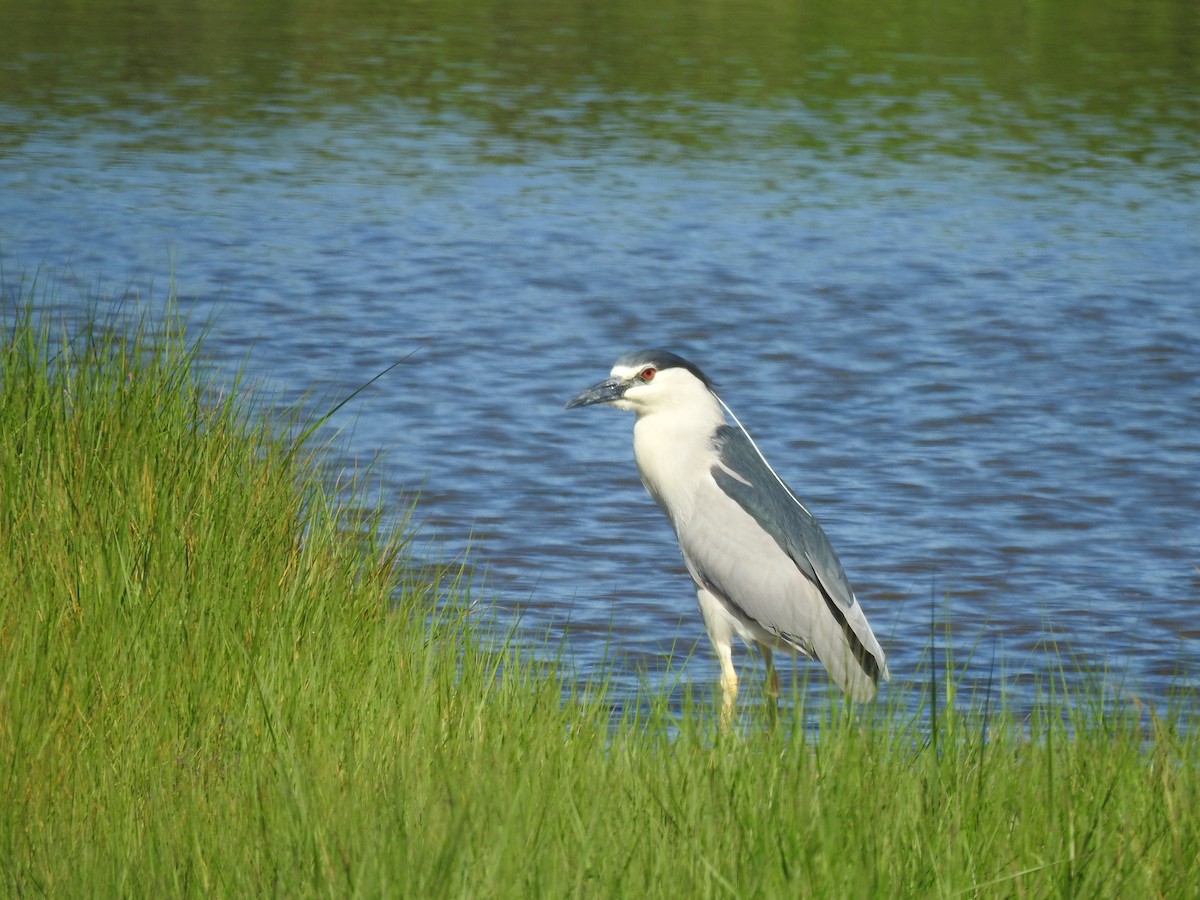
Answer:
top-left (702, 424), bottom-right (888, 694)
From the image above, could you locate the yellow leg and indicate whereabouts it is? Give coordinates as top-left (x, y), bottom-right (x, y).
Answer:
top-left (696, 588), bottom-right (742, 727)
top-left (761, 645), bottom-right (781, 727)
top-left (761, 645), bottom-right (780, 703)
top-left (716, 640), bottom-right (739, 725)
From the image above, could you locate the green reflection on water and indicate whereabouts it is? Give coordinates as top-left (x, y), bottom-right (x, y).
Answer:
top-left (1, 0), bottom-right (1197, 166)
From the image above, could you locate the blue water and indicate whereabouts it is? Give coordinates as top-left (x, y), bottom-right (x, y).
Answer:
top-left (3, 83), bottom-right (1198, 714)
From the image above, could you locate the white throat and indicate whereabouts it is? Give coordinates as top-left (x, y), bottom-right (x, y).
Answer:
top-left (630, 390), bottom-right (726, 528)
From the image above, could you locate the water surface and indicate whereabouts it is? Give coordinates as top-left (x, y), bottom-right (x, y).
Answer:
top-left (2, 0), bottom-right (1198, 715)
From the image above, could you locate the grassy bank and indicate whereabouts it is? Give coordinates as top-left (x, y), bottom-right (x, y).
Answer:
top-left (1, 299), bottom-right (1196, 897)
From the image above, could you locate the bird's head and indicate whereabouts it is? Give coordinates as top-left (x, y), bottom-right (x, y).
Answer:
top-left (565, 349), bottom-right (716, 417)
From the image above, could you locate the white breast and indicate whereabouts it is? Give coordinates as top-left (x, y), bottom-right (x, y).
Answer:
top-left (631, 403), bottom-right (725, 532)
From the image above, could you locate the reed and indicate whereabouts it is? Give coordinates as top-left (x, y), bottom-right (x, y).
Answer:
top-left (1, 295), bottom-right (1195, 897)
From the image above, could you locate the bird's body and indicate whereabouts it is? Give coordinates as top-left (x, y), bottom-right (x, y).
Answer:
top-left (566, 349), bottom-right (888, 714)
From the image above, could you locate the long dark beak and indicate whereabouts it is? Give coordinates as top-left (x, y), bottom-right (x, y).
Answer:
top-left (565, 377), bottom-right (627, 409)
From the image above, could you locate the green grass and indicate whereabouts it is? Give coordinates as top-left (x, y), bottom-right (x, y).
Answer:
top-left (1, 296), bottom-right (1196, 897)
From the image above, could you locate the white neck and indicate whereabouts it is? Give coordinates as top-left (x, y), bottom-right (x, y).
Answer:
top-left (631, 390), bottom-right (726, 528)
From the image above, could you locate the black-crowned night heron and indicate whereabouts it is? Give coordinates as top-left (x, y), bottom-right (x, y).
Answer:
top-left (566, 349), bottom-right (889, 714)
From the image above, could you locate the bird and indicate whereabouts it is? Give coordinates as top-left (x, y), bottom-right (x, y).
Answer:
top-left (565, 349), bottom-right (888, 716)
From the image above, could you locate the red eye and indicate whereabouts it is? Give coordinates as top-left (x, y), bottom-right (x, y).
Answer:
top-left (640, 366), bottom-right (656, 381)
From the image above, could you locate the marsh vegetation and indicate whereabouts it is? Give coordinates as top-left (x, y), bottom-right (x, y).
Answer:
top-left (1, 299), bottom-right (1195, 896)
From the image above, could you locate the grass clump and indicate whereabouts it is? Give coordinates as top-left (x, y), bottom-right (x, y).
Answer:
top-left (0, 297), bottom-right (587, 894)
top-left (1, 294), bottom-right (1197, 897)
